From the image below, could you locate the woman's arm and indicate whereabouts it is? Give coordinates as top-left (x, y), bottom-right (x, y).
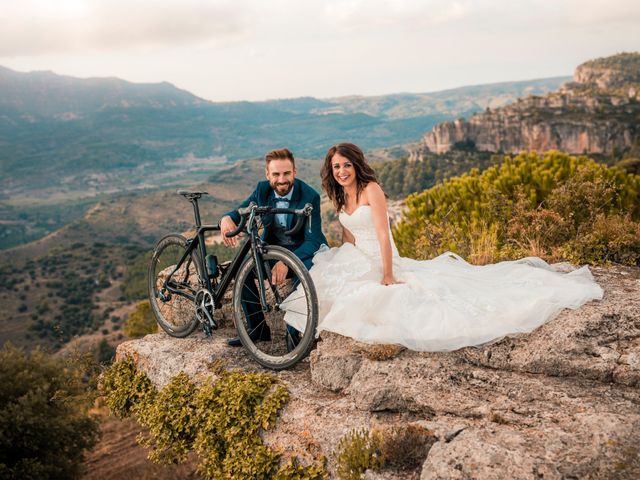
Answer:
top-left (342, 225), bottom-right (355, 245)
top-left (365, 183), bottom-right (399, 285)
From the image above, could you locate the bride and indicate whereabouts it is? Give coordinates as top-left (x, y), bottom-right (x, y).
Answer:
top-left (285, 143), bottom-right (603, 351)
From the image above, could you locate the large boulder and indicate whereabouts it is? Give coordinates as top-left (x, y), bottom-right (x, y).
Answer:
top-left (115, 265), bottom-right (640, 478)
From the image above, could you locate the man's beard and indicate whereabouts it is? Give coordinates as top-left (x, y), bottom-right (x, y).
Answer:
top-left (271, 180), bottom-right (293, 196)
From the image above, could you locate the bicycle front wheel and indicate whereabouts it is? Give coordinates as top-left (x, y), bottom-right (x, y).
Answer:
top-left (233, 245), bottom-right (318, 370)
top-left (148, 234), bottom-right (202, 337)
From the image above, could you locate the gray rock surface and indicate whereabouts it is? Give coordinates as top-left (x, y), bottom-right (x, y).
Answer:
top-left (116, 265), bottom-right (640, 478)
top-left (456, 265), bottom-right (640, 387)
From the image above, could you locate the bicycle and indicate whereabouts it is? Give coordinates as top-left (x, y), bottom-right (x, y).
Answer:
top-left (147, 190), bottom-right (319, 370)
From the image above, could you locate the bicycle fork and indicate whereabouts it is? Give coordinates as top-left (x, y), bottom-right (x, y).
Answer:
top-left (252, 245), bottom-right (272, 314)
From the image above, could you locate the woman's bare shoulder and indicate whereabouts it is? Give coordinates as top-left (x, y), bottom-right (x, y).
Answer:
top-left (364, 181), bottom-right (383, 193)
top-left (364, 182), bottom-right (385, 202)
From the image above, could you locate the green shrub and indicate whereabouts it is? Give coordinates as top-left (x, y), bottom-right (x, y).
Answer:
top-left (122, 251), bottom-right (150, 301)
top-left (273, 458), bottom-right (327, 479)
top-left (0, 343), bottom-right (99, 479)
top-left (99, 357), bottom-right (326, 479)
top-left (374, 151), bottom-right (496, 199)
top-left (334, 428), bottom-right (385, 480)
top-left (395, 151), bottom-right (640, 265)
top-left (94, 338), bottom-right (116, 365)
top-left (559, 213), bottom-right (640, 265)
top-left (124, 300), bottom-right (158, 338)
top-left (615, 157), bottom-right (640, 175)
top-left (100, 356), bottom-right (156, 418)
top-left (138, 373), bottom-right (199, 464)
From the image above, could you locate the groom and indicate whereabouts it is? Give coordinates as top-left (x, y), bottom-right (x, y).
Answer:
top-left (220, 148), bottom-right (327, 347)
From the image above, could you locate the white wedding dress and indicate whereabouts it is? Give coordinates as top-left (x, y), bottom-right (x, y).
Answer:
top-left (284, 205), bottom-right (603, 352)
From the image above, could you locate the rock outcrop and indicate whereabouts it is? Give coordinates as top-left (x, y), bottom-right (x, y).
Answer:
top-left (412, 52), bottom-right (640, 157)
top-left (116, 264), bottom-right (640, 479)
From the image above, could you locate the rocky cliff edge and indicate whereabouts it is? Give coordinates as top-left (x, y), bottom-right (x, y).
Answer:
top-left (116, 264), bottom-right (640, 479)
top-left (413, 53), bottom-right (640, 157)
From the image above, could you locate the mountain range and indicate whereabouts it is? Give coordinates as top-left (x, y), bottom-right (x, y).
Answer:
top-left (0, 54), bottom-right (637, 354)
top-left (413, 52), bottom-right (640, 158)
top-left (0, 65), bottom-right (568, 201)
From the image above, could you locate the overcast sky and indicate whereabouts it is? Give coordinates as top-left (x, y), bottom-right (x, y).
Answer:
top-left (0, 0), bottom-right (638, 101)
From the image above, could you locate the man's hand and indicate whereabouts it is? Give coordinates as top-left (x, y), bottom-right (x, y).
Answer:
top-left (220, 216), bottom-right (238, 247)
top-left (271, 261), bottom-right (289, 285)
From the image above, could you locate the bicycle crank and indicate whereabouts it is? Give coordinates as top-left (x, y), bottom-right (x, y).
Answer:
top-left (194, 289), bottom-right (217, 335)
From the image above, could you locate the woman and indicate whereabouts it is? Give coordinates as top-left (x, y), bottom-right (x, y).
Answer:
top-left (285, 143), bottom-right (603, 351)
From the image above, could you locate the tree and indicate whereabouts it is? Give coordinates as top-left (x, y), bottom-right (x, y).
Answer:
top-left (0, 343), bottom-right (99, 479)
top-left (124, 300), bottom-right (158, 338)
top-left (94, 339), bottom-right (116, 365)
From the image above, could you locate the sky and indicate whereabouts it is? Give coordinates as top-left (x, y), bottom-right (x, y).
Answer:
top-left (0, 0), bottom-right (639, 102)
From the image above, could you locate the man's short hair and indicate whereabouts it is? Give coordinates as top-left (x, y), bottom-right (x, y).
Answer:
top-left (265, 148), bottom-right (295, 166)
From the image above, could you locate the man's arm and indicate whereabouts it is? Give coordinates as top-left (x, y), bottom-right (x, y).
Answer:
top-left (220, 187), bottom-right (261, 247)
top-left (222, 187), bottom-right (260, 225)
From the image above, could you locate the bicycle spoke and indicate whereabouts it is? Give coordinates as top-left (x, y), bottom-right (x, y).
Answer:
top-left (278, 294), bottom-right (306, 306)
top-left (241, 283), bottom-right (260, 301)
top-left (149, 236), bottom-right (202, 337)
top-left (232, 246), bottom-right (317, 369)
top-left (241, 299), bottom-right (263, 306)
top-left (280, 308), bottom-right (307, 316)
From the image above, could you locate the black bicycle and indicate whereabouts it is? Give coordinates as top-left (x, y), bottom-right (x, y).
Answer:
top-left (147, 190), bottom-right (318, 370)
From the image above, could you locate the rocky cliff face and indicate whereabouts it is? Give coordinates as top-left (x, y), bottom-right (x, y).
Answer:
top-left (115, 263), bottom-right (640, 479)
top-left (413, 53), bottom-right (640, 157)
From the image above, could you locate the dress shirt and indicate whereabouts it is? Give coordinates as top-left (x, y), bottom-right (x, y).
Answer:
top-left (274, 187), bottom-right (293, 227)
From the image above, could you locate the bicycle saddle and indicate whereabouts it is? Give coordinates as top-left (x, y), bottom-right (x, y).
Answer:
top-left (177, 190), bottom-right (209, 200)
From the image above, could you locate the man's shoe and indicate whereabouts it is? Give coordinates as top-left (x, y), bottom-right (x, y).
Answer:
top-left (226, 325), bottom-right (271, 347)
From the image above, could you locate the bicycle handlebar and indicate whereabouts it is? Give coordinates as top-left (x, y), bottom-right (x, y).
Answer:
top-left (224, 202), bottom-right (314, 238)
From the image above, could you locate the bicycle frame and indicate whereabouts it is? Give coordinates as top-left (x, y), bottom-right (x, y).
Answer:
top-left (161, 196), bottom-right (271, 312)
top-left (161, 225), bottom-right (252, 307)
top-left (152, 191), bottom-right (318, 369)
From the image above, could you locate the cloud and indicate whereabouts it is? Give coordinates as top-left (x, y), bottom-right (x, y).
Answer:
top-left (1, 0), bottom-right (637, 101)
top-left (564, 0), bottom-right (640, 26)
top-left (323, 0), bottom-right (473, 31)
top-left (0, 0), bottom-right (246, 56)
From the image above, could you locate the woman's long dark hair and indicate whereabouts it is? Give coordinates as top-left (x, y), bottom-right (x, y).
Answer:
top-left (321, 143), bottom-right (379, 212)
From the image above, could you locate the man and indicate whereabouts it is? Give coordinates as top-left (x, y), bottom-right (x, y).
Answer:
top-left (220, 148), bottom-right (327, 347)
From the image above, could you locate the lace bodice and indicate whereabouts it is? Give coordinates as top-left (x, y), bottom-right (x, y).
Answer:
top-left (339, 206), bottom-right (399, 258)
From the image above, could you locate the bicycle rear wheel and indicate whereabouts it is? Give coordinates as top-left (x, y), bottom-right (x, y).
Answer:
top-left (233, 245), bottom-right (318, 370)
top-left (148, 234), bottom-right (202, 337)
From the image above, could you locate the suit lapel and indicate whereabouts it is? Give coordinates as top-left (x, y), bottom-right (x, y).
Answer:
top-left (263, 189), bottom-right (276, 232)
top-left (266, 188), bottom-right (276, 207)
top-left (286, 179), bottom-right (302, 230)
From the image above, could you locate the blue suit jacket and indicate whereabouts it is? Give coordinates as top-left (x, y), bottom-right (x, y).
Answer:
top-left (224, 178), bottom-right (327, 266)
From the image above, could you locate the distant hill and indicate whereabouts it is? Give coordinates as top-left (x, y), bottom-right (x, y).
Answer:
top-left (0, 170), bottom-right (253, 348)
top-left (413, 52), bottom-right (640, 157)
top-left (309, 77), bottom-right (570, 119)
top-left (0, 66), bottom-right (568, 203)
top-left (0, 65), bottom-right (205, 117)
top-left (0, 149), bottom-right (347, 349)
